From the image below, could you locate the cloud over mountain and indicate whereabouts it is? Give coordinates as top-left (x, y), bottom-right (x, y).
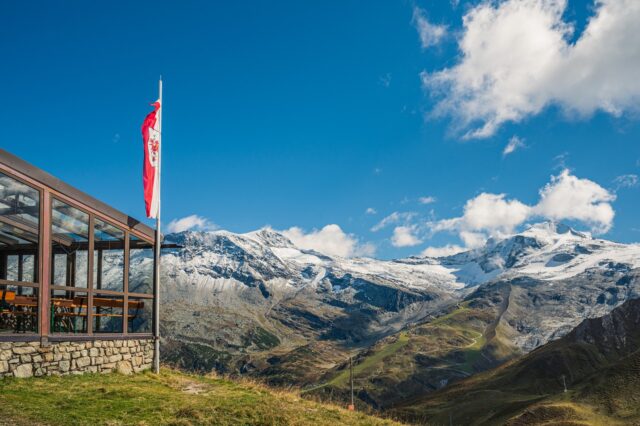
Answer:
top-left (167, 215), bottom-right (218, 233)
top-left (282, 224), bottom-right (376, 258)
top-left (427, 170), bottom-right (616, 248)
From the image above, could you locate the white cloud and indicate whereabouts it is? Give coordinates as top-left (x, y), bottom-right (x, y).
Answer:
top-left (421, 244), bottom-right (465, 257)
top-left (553, 151), bottom-right (570, 170)
top-left (365, 207), bottom-right (377, 215)
top-left (419, 196), bottom-right (437, 205)
top-left (391, 226), bottom-right (422, 247)
top-left (503, 136), bottom-right (526, 157)
top-left (413, 6), bottom-right (447, 49)
top-left (534, 170), bottom-right (616, 233)
top-left (613, 174), bottom-right (639, 190)
top-left (428, 169), bottom-right (616, 245)
top-left (379, 73), bottom-right (392, 88)
top-left (371, 211), bottom-right (416, 232)
top-left (459, 230), bottom-right (487, 249)
top-left (431, 193), bottom-right (532, 235)
top-left (282, 224), bottom-right (376, 258)
top-left (423, 0), bottom-right (640, 138)
top-left (167, 215), bottom-right (218, 233)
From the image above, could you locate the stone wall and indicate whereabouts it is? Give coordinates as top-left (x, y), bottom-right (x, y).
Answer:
top-left (0, 339), bottom-right (154, 378)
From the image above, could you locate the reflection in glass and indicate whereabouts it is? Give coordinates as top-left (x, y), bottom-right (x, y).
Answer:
top-left (93, 293), bottom-right (123, 333)
top-left (51, 199), bottom-right (89, 287)
top-left (127, 296), bottom-right (152, 333)
top-left (0, 284), bottom-right (37, 334)
top-left (50, 290), bottom-right (89, 334)
top-left (129, 235), bottom-right (153, 294)
top-left (0, 172), bottom-right (39, 284)
top-left (94, 219), bottom-right (125, 292)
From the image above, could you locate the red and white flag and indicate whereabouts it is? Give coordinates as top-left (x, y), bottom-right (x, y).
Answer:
top-left (142, 99), bottom-right (162, 218)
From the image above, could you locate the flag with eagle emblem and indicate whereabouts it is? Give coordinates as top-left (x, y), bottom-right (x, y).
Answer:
top-left (142, 99), bottom-right (161, 218)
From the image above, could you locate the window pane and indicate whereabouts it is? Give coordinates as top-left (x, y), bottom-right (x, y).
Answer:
top-left (51, 199), bottom-right (89, 288)
top-left (50, 290), bottom-right (89, 334)
top-left (129, 236), bottom-right (153, 294)
top-left (6, 254), bottom-right (36, 283)
top-left (94, 219), bottom-right (124, 292)
top-left (0, 284), bottom-right (38, 334)
top-left (127, 296), bottom-right (152, 333)
top-left (93, 293), bottom-right (123, 333)
top-left (0, 172), bottom-right (39, 284)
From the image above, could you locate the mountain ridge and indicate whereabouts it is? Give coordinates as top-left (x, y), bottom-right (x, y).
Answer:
top-left (156, 221), bottom-right (640, 410)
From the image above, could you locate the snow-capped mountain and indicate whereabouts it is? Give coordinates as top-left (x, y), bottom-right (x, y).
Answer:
top-left (435, 221), bottom-right (640, 285)
top-left (157, 221), bottom-right (640, 377)
top-left (162, 221), bottom-right (640, 296)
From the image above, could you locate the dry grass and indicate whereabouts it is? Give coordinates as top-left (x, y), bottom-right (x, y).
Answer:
top-left (0, 368), bottom-right (404, 426)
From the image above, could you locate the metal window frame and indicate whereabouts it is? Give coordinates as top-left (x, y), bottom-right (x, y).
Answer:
top-left (0, 167), bottom-right (42, 338)
top-left (0, 150), bottom-right (155, 342)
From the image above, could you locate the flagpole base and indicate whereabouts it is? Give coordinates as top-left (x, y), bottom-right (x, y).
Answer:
top-left (153, 337), bottom-right (160, 374)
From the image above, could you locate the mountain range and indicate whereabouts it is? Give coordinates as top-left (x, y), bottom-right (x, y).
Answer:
top-left (155, 221), bottom-right (640, 414)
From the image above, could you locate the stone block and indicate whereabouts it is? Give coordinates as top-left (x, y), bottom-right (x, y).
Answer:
top-left (12, 346), bottom-right (36, 355)
top-left (59, 360), bottom-right (70, 372)
top-left (89, 348), bottom-right (99, 357)
top-left (13, 364), bottom-right (32, 378)
top-left (76, 357), bottom-right (91, 368)
top-left (116, 361), bottom-right (133, 375)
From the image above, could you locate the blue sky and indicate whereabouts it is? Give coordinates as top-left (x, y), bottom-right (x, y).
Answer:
top-left (1, 0), bottom-right (639, 259)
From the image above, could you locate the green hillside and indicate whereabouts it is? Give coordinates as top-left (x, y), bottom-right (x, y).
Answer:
top-left (0, 369), bottom-right (402, 426)
top-left (306, 298), bottom-right (518, 410)
top-left (391, 297), bottom-right (640, 425)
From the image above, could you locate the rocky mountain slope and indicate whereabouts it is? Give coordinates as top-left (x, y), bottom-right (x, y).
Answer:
top-left (391, 296), bottom-right (640, 425)
top-left (155, 221), bottom-right (640, 408)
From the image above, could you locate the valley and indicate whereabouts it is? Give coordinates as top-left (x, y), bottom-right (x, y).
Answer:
top-left (153, 221), bottom-right (640, 415)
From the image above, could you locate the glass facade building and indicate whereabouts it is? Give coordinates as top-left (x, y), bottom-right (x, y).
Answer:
top-left (0, 149), bottom-right (156, 342)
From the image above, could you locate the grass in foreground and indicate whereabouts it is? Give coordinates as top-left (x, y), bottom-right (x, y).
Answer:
top-left (0, 368), bottom-right (402, 426)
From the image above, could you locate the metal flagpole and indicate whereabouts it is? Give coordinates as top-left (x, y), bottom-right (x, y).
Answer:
top-left (349, 355), bottom-right (355, 411)
top-left (153, 77), bottom-right (163, 374)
